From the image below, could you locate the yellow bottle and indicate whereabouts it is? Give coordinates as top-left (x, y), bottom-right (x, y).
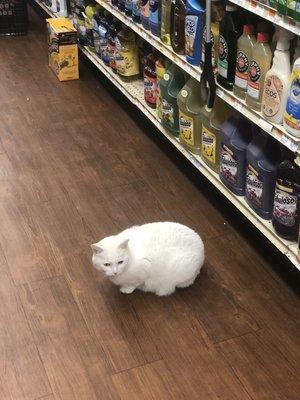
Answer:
top-left (115, 26), bottom-right (139, 81)
top-left (200, 97), bottom-right (232, 172)
top-left (177, 78), bottom-right (205, 154)
top-left (161, 0), bottom-right (171, 45)
top-left (246, 32), bottom-right (272, 111)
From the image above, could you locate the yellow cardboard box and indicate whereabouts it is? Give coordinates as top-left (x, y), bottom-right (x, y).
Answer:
top-left (47, 18), bottom-right (79, 81)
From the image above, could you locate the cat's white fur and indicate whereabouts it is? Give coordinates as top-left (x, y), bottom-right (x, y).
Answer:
top-left (91, 222), bottom-right (204, 296)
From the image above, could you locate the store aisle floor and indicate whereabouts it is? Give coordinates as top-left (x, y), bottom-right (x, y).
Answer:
top-left (0, 8), bottom-right (299, 400)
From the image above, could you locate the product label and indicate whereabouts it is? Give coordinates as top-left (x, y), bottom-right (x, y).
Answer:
top-left (284, 70), bottom-right (300, 132)
top-left (262, 75), bottom-right (283, 118)
top-left (220, 144), bottom-right (238, 185)
top-left (273, 183), bottom-right (298, 227)
top-left (201, 26), bottom-right (215, 67)
top-left (179, 112), bottom-right (194, 145)
top-left (149, 0), bottom-right (159, 24)
top-left (185, 15), bottom-right (198, 57)
top-left (245, 165), bottom-right (263, 207)
top-left (218, 35), bottom-right (228, 79)
top-left (247, 60), bottom-right (261, 99)
top-left (235, 51), bottom-right (249, 89)
top-left (162, 99), bottom-right (174, 127)
top-left (201, 125), bottom-right (216, 164)
top-left (115, 40), bottom-right (139, 77)
top-left (144, 75), bottom-right (157, 105)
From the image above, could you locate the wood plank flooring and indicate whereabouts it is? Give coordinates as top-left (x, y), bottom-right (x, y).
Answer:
top-left (0, 7), bottom-right (299, 400)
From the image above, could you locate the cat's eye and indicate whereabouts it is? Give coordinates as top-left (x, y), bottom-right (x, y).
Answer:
top-left (118, 260), bottom-right (124, 265)
top-left (104, 263), bottom-right (111, 267)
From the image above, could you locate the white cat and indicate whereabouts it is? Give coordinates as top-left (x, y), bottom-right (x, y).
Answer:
top-left (91, 222), bottom-right (204, 296)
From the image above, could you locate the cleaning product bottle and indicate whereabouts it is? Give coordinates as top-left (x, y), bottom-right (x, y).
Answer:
top-left (287, 0), bottom-right (296, 17)
top-left (118, 0), bottom-right (126, 12)
top-left (200, 97), bottom-right (232, 172)
top-left (233, 24), bottom-right (256, 100)
top-left (160, 64), bottom-right (186, 134)
top-left (295, 0), bottom-right (300, 21)
top-left (245, 132), bottom-right (281, 220)
top-left (144, 51), bottom-right (158, 108)
top-left (294, 37), bottom-right (300, 63)
top-left (246, 32), bottom-right (272, 112)
top-left (150, 0), bottom-right (160, 36)
top-left (98, 12), bottom-right (112, 65)
top-left (272, 158), bottom-right (300, 241)
top-left (177, 77), bottom-right (205, 153)
top-left (201, 0), bottom-right (224, 69)
top-left (277, 0), bottom-right (287, 14)
top-left (161, 0), bottom-right (171, 45)
top-left (92, 10), bottom-right (103, 57)
top-left (170, 0), bottom-right (186, 55)
top-left (219, 115), bottom-right (253, 195)
top-left (185, 0), bottom-right (205, 66)
top-left (108, 18), bottom-right (122, 73)
top-left (283, 54), bottom-right (300, 137)
top-left (261, 28), bottom-right (293, 124)
top-left (141, 0), bottom-right (151, 30)
top-left (156, 57), bottom-right (169, 119)
top-left (85, 3), bottom-right (101, 51)
top-left (115, 26), bottom-right (140, 81)
top-left (217, 4), bottom-right (242, 90)
top-left (132, 0), bottom-right (141, 22)
top-left (125, 0), bottom-right (133, 16)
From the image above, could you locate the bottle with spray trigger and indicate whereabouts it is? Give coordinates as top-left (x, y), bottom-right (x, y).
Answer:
top-left (261, 27), bottom-right (294, 124)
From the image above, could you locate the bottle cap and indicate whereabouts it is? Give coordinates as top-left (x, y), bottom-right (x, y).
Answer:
top-left (257, 32), bottom-right (269, 43)
top-left (243, 24), bottom-right (254, 36)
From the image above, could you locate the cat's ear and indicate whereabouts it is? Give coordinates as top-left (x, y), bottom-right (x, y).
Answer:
top-left (118, 238), bottom-right (129, 249)
top-left (91, 244), bottom-right (103, 254)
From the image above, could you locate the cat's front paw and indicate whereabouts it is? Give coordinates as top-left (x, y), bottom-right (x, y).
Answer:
top-left (120, 286), bottom-right (135, 294)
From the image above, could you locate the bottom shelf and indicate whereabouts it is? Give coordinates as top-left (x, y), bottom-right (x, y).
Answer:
top-left (31, 0), bottom-right (300, 270)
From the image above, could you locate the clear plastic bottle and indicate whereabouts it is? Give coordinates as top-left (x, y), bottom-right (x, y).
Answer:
top-left (115, 26), bottom-right (140, 81)
top-left (177, 78), bottom-right (205, 153)
top-left (234, 24), bottom-right (256, 100)
top-left (161, 0), bottom-right (171, 45)
top-left (246, 32), bottom-right (272, 112)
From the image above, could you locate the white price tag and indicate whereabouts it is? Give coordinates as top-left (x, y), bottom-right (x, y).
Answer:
top-left (236, 0), bottom-right (245, 6)
top-left (256, 4), bottom-right (265, 16)
top-left (257, 118), bottom-right (273, 133)
top-left (216, 88), bottom-right (224, 98)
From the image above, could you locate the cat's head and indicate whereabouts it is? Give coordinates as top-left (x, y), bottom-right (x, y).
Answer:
top-left (91, 236), bottom-right (129, 277)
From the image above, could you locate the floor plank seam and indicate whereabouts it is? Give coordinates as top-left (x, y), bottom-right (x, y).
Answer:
top-left (109, 357), bottom-right (164, 377)
top-left (214, 329), bottom-right (263, 345)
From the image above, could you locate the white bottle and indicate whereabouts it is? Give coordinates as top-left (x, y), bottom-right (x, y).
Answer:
top-left (261, 33), bottom-right (292, 124)
top-left (56, 0), bottom-right (68, 17)
top-left (284, 56), bottom-right (300, 137)
top-left (293, 37), bottom-right (300, 63)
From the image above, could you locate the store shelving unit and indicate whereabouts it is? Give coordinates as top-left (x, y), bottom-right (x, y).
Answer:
top-left (230, 0), bottom-right (300, 35)
top-left (31, 0), bottom-right (300, 269)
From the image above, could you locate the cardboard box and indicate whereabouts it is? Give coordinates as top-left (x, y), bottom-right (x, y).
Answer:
top-left (47, 18), bottom-right (79, 81)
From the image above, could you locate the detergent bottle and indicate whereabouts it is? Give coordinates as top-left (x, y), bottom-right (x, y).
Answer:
top-left (141, 0), bottom-right (151, 30)
top-left (144, 51), bottom-right (158, 108)
top-left (161, 0), bottom-right (171, 45)
top-left (272, 157), bottom-right (300, 241)
top-left (234, 24), bottom-right (256, 100)
top-left (160, 64), bottom-right (186, 135)
top-left (185, 0), bottom-right (205, 66)
top-left (156, 57), bottom-right (169, 119)
top-left (261, 28), bottom-right (293, 124)
top-left (246, 32), bottom-right (272, 112)
top-left (150, 0), bottom-right (161, 36)
top-left (177, 77), bottom-right (205, 153)
top-left (85, 2), bottom-right (101, 51)
top-left (99, 11), bottom-right (112, 65)
top-left (200, 97), bottom-right (232, 172)
top-left (283, 53), bottom-right (300, 137)
top-left (108, 18), bottom-right (122, 73)
top-left (219, 115), bottom-right (253, 195)
top-left (125, 0), bottom-right (133, 16)
top-left (245, 132), bottom-right (281, 220)
top-left (118, 0), bottom-right (125, 12)
top-left (170, 0), bottom-right (186, 55)
top-left (132, 0), bottom-right (141, 22)
top-left (217, 4), bottom-right (242, 90)
top-left (115, 26), bottom-right (140, 81)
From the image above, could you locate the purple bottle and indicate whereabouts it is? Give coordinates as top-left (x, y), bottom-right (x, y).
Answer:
top-left (245, 132), bottom-right (281, 220)
top-left (219, 115), bottom-right (253, 196)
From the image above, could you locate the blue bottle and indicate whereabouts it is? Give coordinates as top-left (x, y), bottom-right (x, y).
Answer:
top-left (219, 115), bottom-right (253, 196)
top-left (125, 0), bottom-right (133, 16)
top-left (132, 0), bottom-right (141, 23)
top-left (245, 132), bottom-right (281, 220)
top-left (149, 0), bottom-right (160, 36)
top-left (185, 0), bottom-right (205, 66)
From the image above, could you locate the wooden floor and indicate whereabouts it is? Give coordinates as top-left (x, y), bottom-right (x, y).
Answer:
top-left (0, 8), bottom-right (299, 400)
